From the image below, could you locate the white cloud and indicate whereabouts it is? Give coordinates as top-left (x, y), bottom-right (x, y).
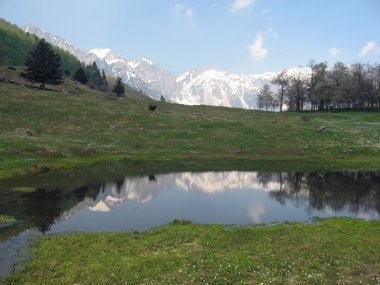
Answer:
top-left (175, 4), bottom-right (193, 18)
top-left (248, 29), bottom-right (278, 61)
top-left (232, 0), bottom-right (254, 11)
top-left (358, 41), bottom-right (380, 57)
top-left (248, 203), bottom-right (265, 224)
top-left (329, 47), bottom-right (341, 57)
top-left (248, 32), bottom-right (267, 61)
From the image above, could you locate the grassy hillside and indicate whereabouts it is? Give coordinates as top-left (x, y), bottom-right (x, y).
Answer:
top-left (0, 67), bottom-right (379, 181)
top-left (0, 18), bottom-right (81, 76)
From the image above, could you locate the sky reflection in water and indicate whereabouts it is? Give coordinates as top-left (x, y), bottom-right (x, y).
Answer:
top-left (45, 171), bottom-right (380, 233)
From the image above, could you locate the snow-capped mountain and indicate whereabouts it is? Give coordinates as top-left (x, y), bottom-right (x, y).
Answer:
top-left (24, 23), bottom-right (98, 64)
top-left (23, 23), bottom-right (309, 109)
top-left (175, 68), bottom-right (277, 108)
top-left (88, 48), bottom-right (178, 99)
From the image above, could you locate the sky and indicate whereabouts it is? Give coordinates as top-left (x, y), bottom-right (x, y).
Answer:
top-left (1, 0), bottom-right (380, 75)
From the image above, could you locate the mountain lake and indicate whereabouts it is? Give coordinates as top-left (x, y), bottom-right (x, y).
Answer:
top-left (0, 170), bottom-right (379, 279)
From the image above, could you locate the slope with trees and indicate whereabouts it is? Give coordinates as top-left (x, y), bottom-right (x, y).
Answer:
top-left (113, 77), bottom-right (125, 97)
top-left (0, 18), bottom-right (112, 94)
top-left (20, 39), bottom-right (62, 88)
top-left (0, 18), bottom-right (81, 77)
top-left (73, 67), bottom-right (88, 84)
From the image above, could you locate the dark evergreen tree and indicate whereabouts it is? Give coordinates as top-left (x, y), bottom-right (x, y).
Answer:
top-left (160, 95), bottom-right (166, 102)
top-left (73, 67), bottom-right (88, 84)
top-left (102, 69), bottom-right (108, 87)
top-left (21, 39), bottom-right (62, 88)
top-left (24, 189), bottom-right (63, 234)
top-left (85, 62), bottom-right (107, 90)
top-left (90, 62), bottom-right (103, 87)
top-left (113, 77), bottom-right (125, 97)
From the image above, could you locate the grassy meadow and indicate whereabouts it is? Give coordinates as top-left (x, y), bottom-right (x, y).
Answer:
top-left (3, 218), bottom-right (380, 285)
top-left (0, 67), bottom-right (379, 181)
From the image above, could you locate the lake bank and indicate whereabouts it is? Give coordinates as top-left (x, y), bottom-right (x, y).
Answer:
top-left (3, 218), bottom-right (380, 284)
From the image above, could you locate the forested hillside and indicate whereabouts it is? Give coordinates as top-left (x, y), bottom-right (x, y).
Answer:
top-left (0, 18), bottom-right (81, 76)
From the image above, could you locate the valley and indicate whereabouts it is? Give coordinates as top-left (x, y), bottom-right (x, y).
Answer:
top-left (0, 4), bottom-right (379, 283)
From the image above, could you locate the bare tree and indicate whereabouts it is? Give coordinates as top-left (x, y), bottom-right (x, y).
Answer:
top-left (257, 84), bottom-right (274, 111)
top-left (263, 61), bottom-right (380, 112)
top-left (329, 62), bottom-right (351, 108)
top-left (351, 62), bottom-right (366, 109)
top-left (288, 72), bottom-right (307, 111)
top-left (271, 71), bottom-right (289, 112)
top-left (313, 62), bottom-right (331, 110)
top-left (307, 59), bottom-right (317, 110)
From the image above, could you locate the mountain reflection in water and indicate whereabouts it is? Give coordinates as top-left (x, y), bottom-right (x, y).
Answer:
top-left (4, 171), bottom-right (379, 234)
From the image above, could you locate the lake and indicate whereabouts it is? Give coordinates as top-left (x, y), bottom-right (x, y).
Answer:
top-left (0, 171), bottom-right (379, 278)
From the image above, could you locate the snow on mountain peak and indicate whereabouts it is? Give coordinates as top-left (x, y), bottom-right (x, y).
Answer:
top-left (24, 23), bottom-right (45, 33)
top-left (89, 48), bottom-right (112, 60)
top-left (176, 71), bottom-right (190, 83)
top-left (23, 23), bottom-right (311, 110)
top-left (285, 66), bottom-right (311, 77)
top-left (141, 58), bottom-right (154, 65)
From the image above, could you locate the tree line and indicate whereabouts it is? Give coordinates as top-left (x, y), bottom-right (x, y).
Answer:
top-left (21, 38), bottom-right (125, 96)
top-left (257, 60), bottom-right (380, 112)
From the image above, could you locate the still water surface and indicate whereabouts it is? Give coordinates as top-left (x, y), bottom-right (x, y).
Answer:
top-left (10, 171), bottom-right (380, 233)
top-left (0, 171), bottom-right (379, 278)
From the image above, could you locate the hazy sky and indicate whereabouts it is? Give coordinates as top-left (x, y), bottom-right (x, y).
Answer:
top-left (1, 0), bottom-right (380, 74)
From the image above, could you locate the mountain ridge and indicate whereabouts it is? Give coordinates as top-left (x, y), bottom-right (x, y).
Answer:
top-left (23, 23), bottom-right (310, 109)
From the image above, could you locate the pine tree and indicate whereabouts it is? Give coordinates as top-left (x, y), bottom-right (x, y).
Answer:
top-left (102, 70), bottom-right (108, 87)
top-left (21, 39), bottom-right (62, 88)
top-left (160, 95), bottom-right (166, 102)
top-left (85, 63), bottom-right (108, 90)
top-left (113, 77), bottom-right (125, 97)
top-left (73, 67), bottom-right (88, 84)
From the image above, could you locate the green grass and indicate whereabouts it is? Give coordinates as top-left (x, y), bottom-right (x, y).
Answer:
top-left (10, 187), bottom-right (35, 192)
top-left (3, 218), bottom-right (380, 284)
top-left (0, 214), bottom-right (16, 227)
top-left (1, 67), bottom-right (380, 181)
top-left (0, 214), bottom-right (15, 223)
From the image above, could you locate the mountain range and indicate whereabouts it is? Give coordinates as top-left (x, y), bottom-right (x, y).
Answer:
top-left (23, 23), bottom-right (309, 109)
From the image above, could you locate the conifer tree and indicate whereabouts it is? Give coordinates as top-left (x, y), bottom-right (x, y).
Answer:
top-left (85, 62), bottom-right (108, 90)
top-left (21, 39), bottom-right (62, 88)
top-left (73, 67), bottom-right (88, 84)
top-left (102, 69), bottom-right (108, 87)
top-left (113, 77), bottom-right (125, 97)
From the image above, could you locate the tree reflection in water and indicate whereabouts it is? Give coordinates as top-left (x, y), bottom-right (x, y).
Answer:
top-left (260, 172), bottom-right (380, 214)
top-left (23, 189), bottom-right (63, 233)
top-left (18, 172), bottom-right (380, 234)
